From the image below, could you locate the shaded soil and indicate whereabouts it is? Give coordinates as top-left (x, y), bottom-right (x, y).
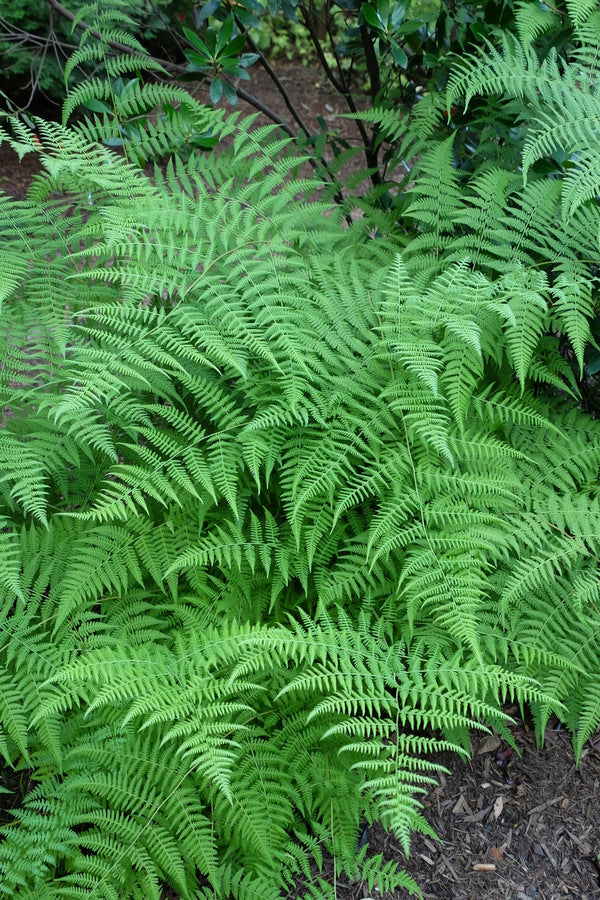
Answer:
top-left (369, 725), bottom-right (600, 899)
top-left (2, 63), bottom-right (600, 900)
top-left (0, 141), bottom-right (42, 199)
top-left (198, 57), bottom-right (373, 167)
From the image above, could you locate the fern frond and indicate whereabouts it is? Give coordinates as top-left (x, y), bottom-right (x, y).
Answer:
top-left (496, 266), bottom-right (549, 390)
top-left (403, 135), bottom-right (463, 261)
top-left (566, 0), bottom-right (599, 26)
top-left (515, 0), bottom-right (562, 48)
top-left (4, 18), bottom-right (600, 893)
top-left (446, 34), bottom-right (561, 113)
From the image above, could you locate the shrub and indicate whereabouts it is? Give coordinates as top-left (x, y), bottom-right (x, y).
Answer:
top-left (177, 0), bottom-right (583, 185)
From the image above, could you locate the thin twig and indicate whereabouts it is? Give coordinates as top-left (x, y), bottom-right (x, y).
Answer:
top-left (231, 80), bottom-right (350, 217)
top-left (298, 1), bottom-right (381, 184)
top-left (234, 23), bottom-right (313, 139)
top-left (298, 1), bottom-right (345, 94)
top-left (46, 0), bottom-right (350, 211)
top-left (358, 23), bottom-right (381, 179)
top-left (233, 84), bottom-right (296, 137)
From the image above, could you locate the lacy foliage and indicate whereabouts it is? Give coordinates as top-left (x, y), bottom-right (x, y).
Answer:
top-left (1, 0), bottom-right (600, 896)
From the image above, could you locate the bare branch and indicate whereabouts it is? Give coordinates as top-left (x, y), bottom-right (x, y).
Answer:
top-left (233, 84), bottom-right (296, 137)
top-left (234, 23), bottom-right (313, 140)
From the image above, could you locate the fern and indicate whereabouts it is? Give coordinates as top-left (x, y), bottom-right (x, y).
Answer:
top-left (2, 2), bottom-right (600, 896)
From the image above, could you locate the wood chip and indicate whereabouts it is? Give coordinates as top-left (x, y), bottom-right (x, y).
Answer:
top-left (527, 796), bottom-right (562, 816)
top-left (473, 863), bottom-right (496, 872)
top-left (421, 837), bottom-right (439, 855)
top-left (462, 803), bottom-right (493, 822)
top-left (452, 794), bottom-right (473, 816)
top-left (539, 840), bottom-right (557, 868)
top-left (440, 852), bottom-right (460, 881)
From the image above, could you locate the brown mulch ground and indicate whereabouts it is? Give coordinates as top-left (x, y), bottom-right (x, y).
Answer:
top-left (0, 141), bottom-right (41, 199)
top-left (2, 62), bottom-right (600, 900)
top-left (382, 725), bottom-right (600, 899)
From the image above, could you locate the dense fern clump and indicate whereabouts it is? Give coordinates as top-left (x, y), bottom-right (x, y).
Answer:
top-left (1, 0), bottom-right (600, 896)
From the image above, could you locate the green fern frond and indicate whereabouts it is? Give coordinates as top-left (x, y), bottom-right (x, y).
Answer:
top-left (446, 33), bottom-right (561, 113)
top-left (566, 0), bottom-right (599, 26)
top-left (4, 14), bottom-right (600, 894)
top-left (404, 135), bottom-right (463, 261)
top-left (515, 0), bottom-right (562, 47)
top-left (496, 266), bottom-right (549, 390)
top-left (358, 850), bottom-right (422, 897)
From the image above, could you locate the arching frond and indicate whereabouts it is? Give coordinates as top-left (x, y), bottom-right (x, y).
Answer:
top-left (3, 8), bottom-right (600, 896)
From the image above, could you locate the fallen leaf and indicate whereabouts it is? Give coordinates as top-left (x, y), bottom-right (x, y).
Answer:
top-left (491, 845), bottom-right (503, 861)
top-left (478, 734), bottom-right (501, 755)
top-left (493, 796), bottom-right (504, 819)
top-left (496, 746), bottom-right (514, 769)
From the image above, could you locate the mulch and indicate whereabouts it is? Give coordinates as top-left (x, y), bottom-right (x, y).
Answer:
top-left (0, 141), bottom-right (42, 199)
top-left (401, 723), bottom-right (600, 899)
top-left (306, 723), bottom-right (600, 900)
